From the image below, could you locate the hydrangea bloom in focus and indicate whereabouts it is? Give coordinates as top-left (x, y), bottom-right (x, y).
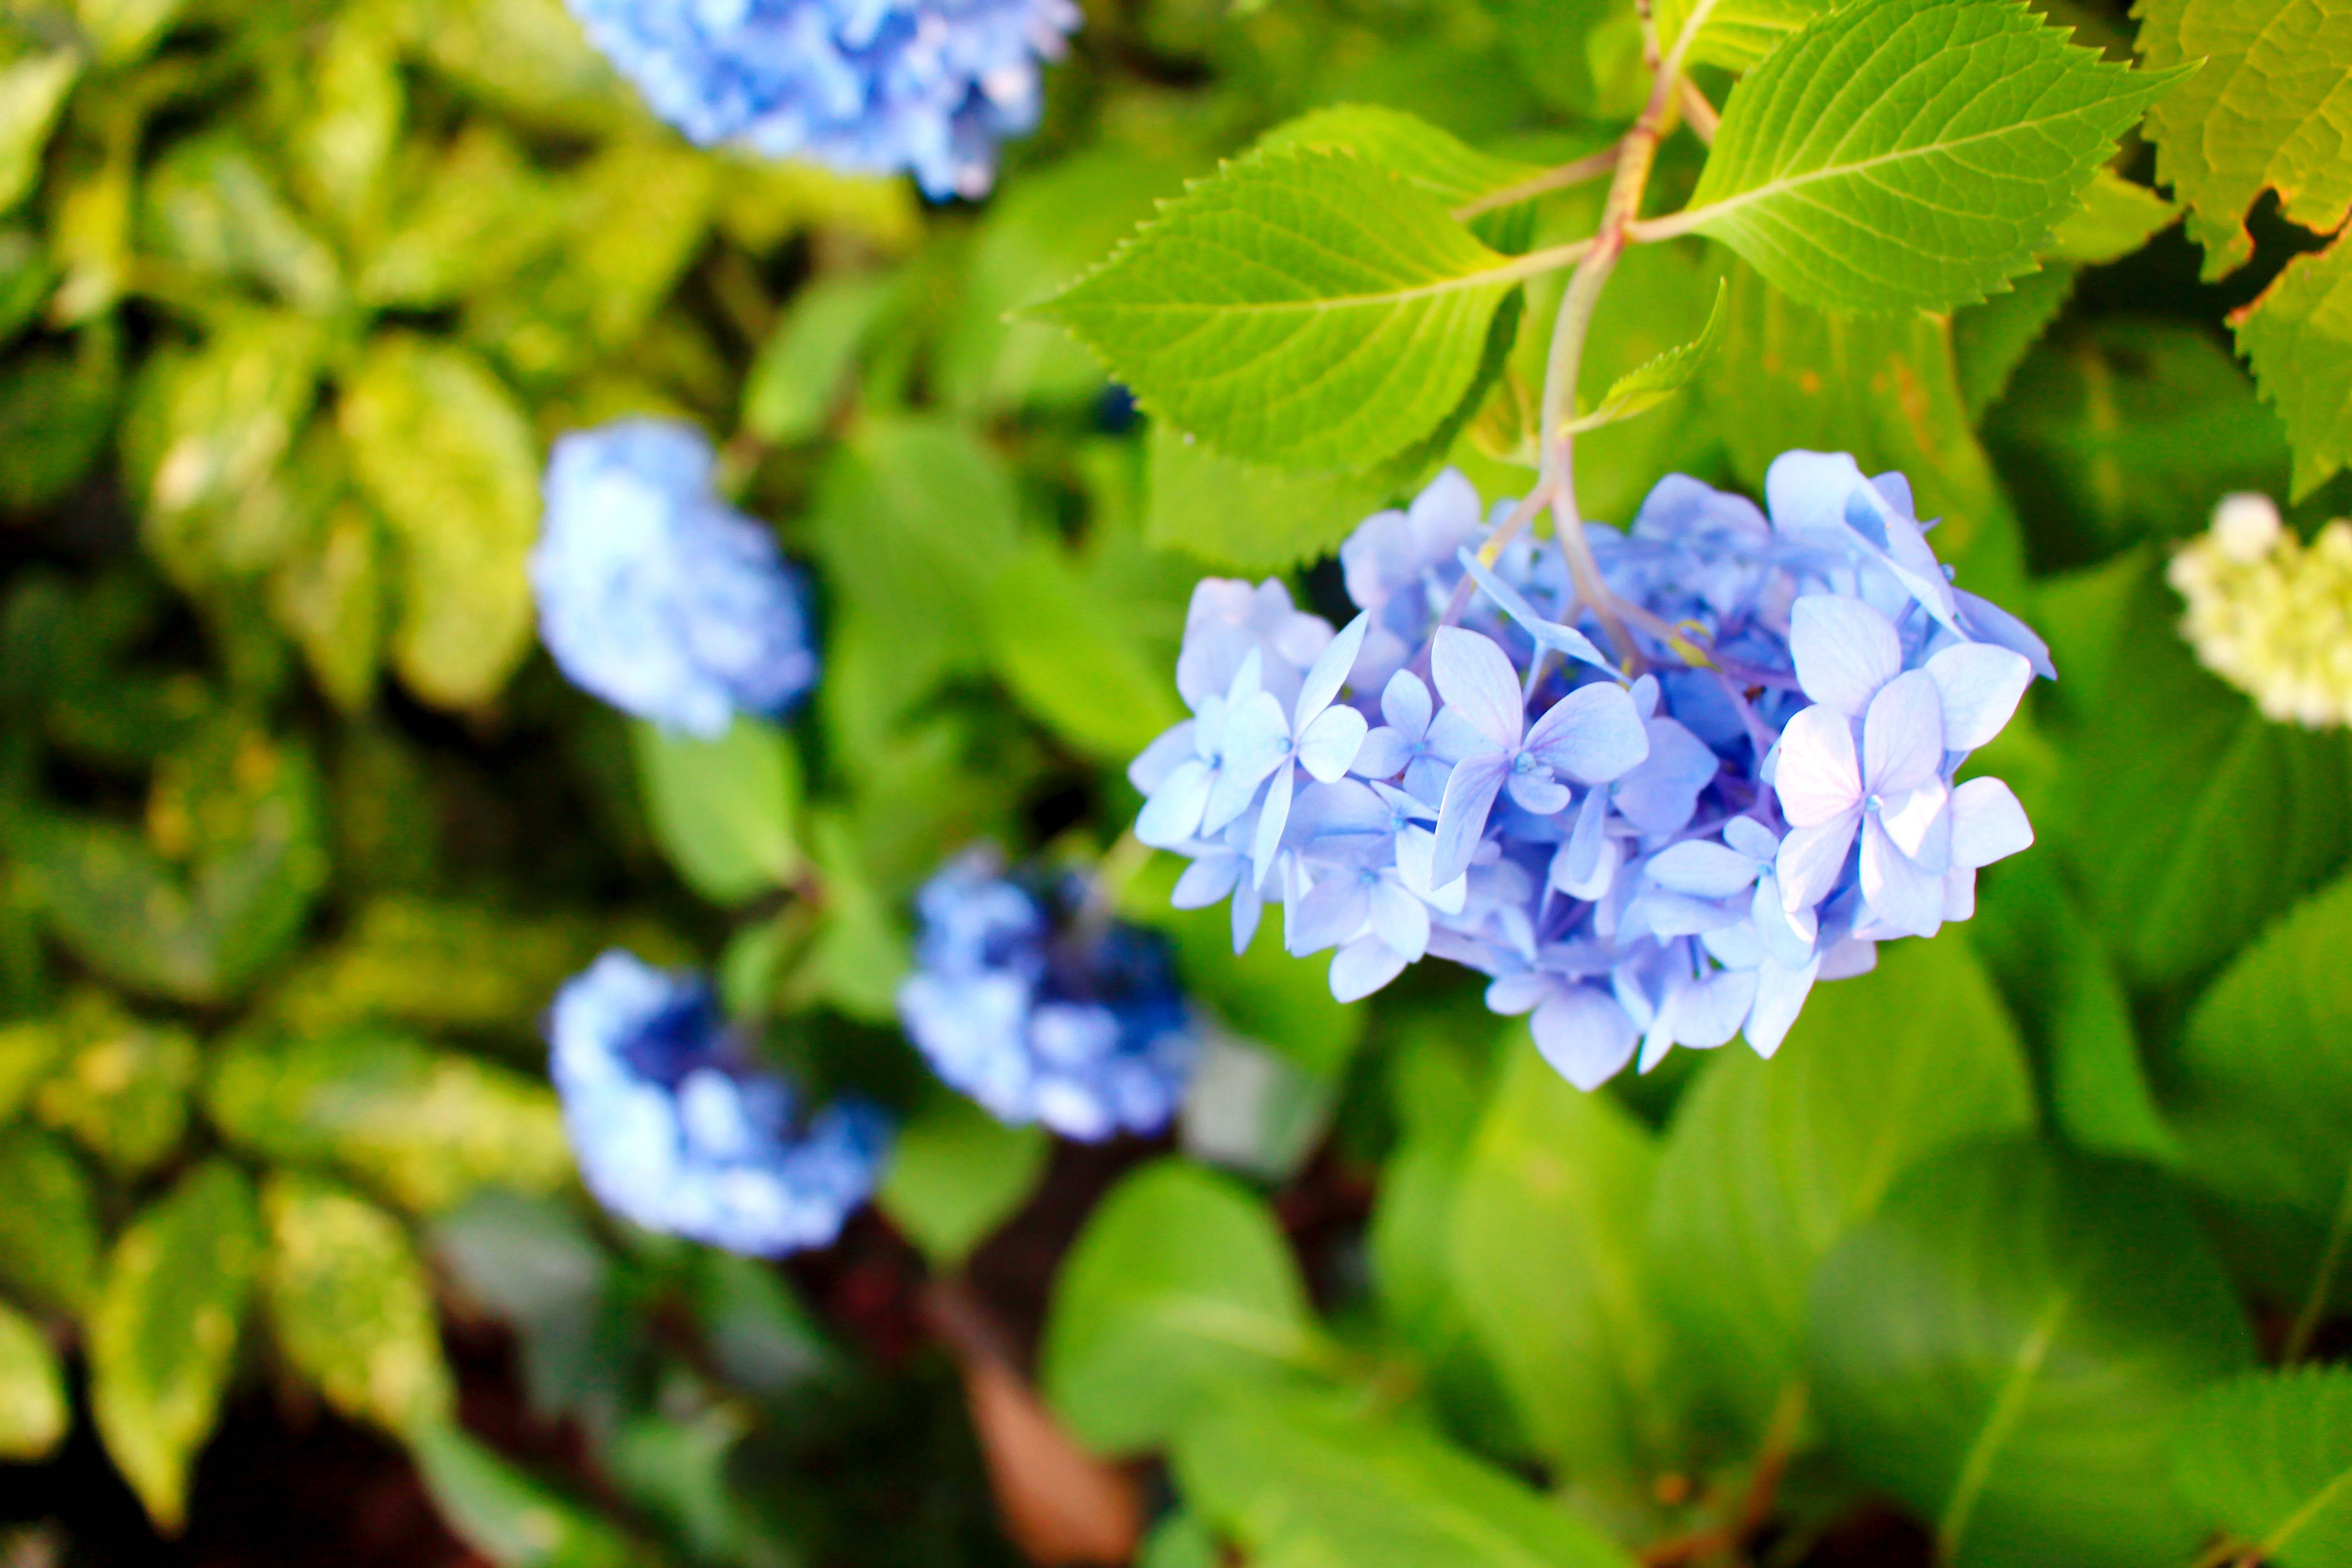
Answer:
top-left (2170, 492), bottom-right (2352, 727)
top-left (565, 0), bottom-right (1079, 199)
top-left (1129, 453), bottom-right (2050, 1092)
top-left (898, 847), bottom-right (1198, 1140)
top-left (550, 950), bottom-right (888, 1255)
top-left (533, 419), bottom-right (818, 738)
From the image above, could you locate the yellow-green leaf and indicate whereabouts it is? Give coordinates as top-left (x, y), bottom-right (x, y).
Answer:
top-left (0, 1302), bottom-right (67, 1461)
top-left (263, 1172), bottom-right (454, 1436)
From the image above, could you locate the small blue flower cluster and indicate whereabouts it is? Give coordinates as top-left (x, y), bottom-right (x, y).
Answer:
top-left (898, 847), bottom-right (1198, 1140)
top-left (1129, 454), bottom-right (2051, 1091)
top-left (564, 0), bottom-right (1078, 199)
top-left (533, 419), bottom-right (819, 739)
top-left (550, 950), bottom-right (889, 1255)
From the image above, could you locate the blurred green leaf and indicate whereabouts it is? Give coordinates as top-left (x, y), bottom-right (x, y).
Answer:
top-left (0, 1018), bottom-right (63, 1122)
top-left (1142, 420), bottom-right (1394, 573)
top-left (1044, 1159), bottom-right (1337, 1454)
top-left (691, 1248), bottom-right (835, 1398)
top-left (879, 1085), bottom-right (1049, 1270)
top-left (410, 1421), bottom-right (641, 1568)
top-left (338, 333), bottom-right (539, 709)
top-left (90, 1161), bottom-right (263, 1535)
top-left (606, 1404), bottom-right (755, 1564)
top-left (787, 810), bottom-right (906, 1024)
top-left (271, 496), bottom-right (387, 710)
top-left (33, 991), bottom-right (199, 1176)
top-left (1655, 0), bottom-right (1829, 71)
top-left (433, 1193), bottom-right (631, 1424)
top-left (1649, 938), bottom-right (2036, 1441)
top-left (2047, 171), bottom-right (2179, 264)
top-left (984, 537), bottom-right (1187, 763)
top-left (0, 335), bottom-right (118, 511)
top-left (406, 0), bottom-right (632, 136)
top-left (1172, 1388), bottom-right (1638, 1568)
top-left (0, 1300), bottom-right (67, 1462)
top-left (357, 127), bottom-right (570, 309)
top-left (2236, 235), bottom-right (2352, 500)
top-left (75, 0), bottom-right (187, 65)
top-left (291, 10), bottom-right (405, 242)
top-left (270, 897), bottom-right (596, 1036)
top-left (630, 716), bottom-right (802, 904)
top-left (1953, 264), bottom-right (2076, 419)
top-left (1449, 1036), bottom-right (1677, 1496)
top-left (2172, 1367), bottom-right (2352, 1568)
top-left (1808, 1143), bottom-right (2253, 1568)
top-left (742, 271), bottom-right (895, 444)
top-left (0, 229), bottom-right (55, 346)
top-left (0, 1125), bottom-right (101, 1316)
top-left (12, 722), bottom-right (329, 1003)
top-left (0, 51), bottom-right (78, 214)
top-left (1140, 1511), bottom-right (1218, 1568)
top-left (207, 1027), bottom-right (570, 1215)
top-left (142, 136), bottom-right (343, 313)
top-left (263, 1171), bottom-right (455, 1436)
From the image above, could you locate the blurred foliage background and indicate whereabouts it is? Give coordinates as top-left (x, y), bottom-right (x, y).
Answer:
top-left (0, 0), bottom-right (2350, 1564)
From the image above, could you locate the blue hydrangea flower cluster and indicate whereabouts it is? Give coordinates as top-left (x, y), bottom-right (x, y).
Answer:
top-left (533, 419), bottom-right (819, 739)
top-left (898, 846), bottom-right (1198, 1141)
top-left (1129, 454), bottom-right (2051, 1091)
top-left (564, 0), bottom-right (1079, 199)
top-left (550, 950), bottom-right (889, 1255)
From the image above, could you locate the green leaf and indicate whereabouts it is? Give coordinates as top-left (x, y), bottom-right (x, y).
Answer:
top-left (2047, 170), bottom-right (2180, 264)
top-left (11, 723), bottom-right (329, 1004)
top-left (1808, 1143), bottom-right (2253, 1568)
top-left (1172, 1389), bottom-right (1637, 1568)
top-left (431, 1194), bottom-right (630, 1424)
top-left (1143, 421), bottom-right (1394, 573)
top-left (291, 11), bottom-right (404, 242)
top-left (1254, 104), bottom-right (1544, 250)
top-left (0, 1300), bottom-right (67, 1462)
top-left (338, 334), bottom-right (539, 709)
top-left (1969, 855), bottom-right (2179, 1167)
top-left (1647, 937), bottom-right (2035, 1440)
top-left (1042, 1159), bottom-right (1337, 1454)
top-left (263, 1172), bottom-right (454, 1436)
top-left (89, 1162), bottom-right (263, 1534)
top-left (1952, 264), bottom-right (2078, 420)
top-left (787, 811), bottom-right (906, 1024)
top-left (407, 0), bottom-right (633, 137)
top-left (984, 538), bottom-right (1188, 763)
top-left (1035, 145), bottom-right (1535, 471)
top-left (34, 991), bottom-right (200, 1176)
top-left (1562, 278), bottom-right (1725, 434)
top-left (1448, 1035), bottom-right (1677, 1492)
top-left (142, 137), bottom-right (343, 314)
top-left (75, 0), bottom-right (188, 65)
top-left (0, 51), bottom-right (78, 215)
top-left (2138, 0), bottom-right (2352, 276)
top-left (409, 1421), bottom-right (639, 1568)
top-left (2234, 234), bottom-right (2352, 500)
top-left (2060, 559), bottom-right (2352, 984)
top-left (1656, 0), bottom-right (1830, 71)
top-left (742, 272), bottom-right (896, 443)
top-left (1141, 1511), bottom-right (1219, 1568)
top-left (0, 1126), bottom-right (100, 1315)
top-left (269, 897), bottom-right (595, 1037)
top-left (356, 127), bottom-right (571, 310)
top-left (271, 498), bottom-right (387, 712)
top-left (877, 1085), bottom-right (1049, 1269)
top-left (629, 717), bottom-right (801, 904)
top-left (1682, 0), bottom-right (2179, 314)
top-left (2173, 1367), bottom-right (2352, 1568)
top-left (0, 336), bottom-right (118, 511)
top-left (207, 1028), bottom-right (571, 1215)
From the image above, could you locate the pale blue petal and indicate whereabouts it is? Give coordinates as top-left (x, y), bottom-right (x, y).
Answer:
top-left (1862, 670), bottom-right (1945, 797)
top-left (1773, 703), bottom-right (1862, 827)
top-left (1723, 814), bottom-right (1780, 864)
top-left (1295, 611), bottom-right (1370, 729)
top-left (1531, 987), bottom-right (1638, 1090)
top-left (1289, 871), bottom-right (1369, 955)
top-left (1430, 627), bottom-right (1525, 748)
top-left (1666, 969), bottom-right (1758, 1048)
top-left (1955, 589), bottom-right (2057, 681)
top-left (1925, 642), bottom-right (2034, 752)
top-left (1506, 770), bottom-right (1573, 815)
top-left (1171, 853), bottom-right (1240, 909)
top-left (1744, 955), bottom-right (1819, 1058)
top-left (1381, 668), bottom-right (1432, 738)
top-left (1485, 971), bottom-right (1550, 1014)
top-left (1949, 776), bottom-right (2033, 867)
top-left (1330, 935), bottom-right (1408, 1002)
top-left (1859, 814), bottom-right (1944, 938)
top-left (1250, 762), bottom-right (1296, 890)
top-left (1790, 594), bottom-right (1902, 716)
top-left (1610, 717), bottom-right (1717, 836)
top-left (1231, 875), bottom-right (1264, 954)
top-left (1648, 840), bottom-right (1762, 898)
top-left (1776, 810), bottom-right (1859, 911)
top-left (1136, 759), bottom-right (1213, 848)
top-left (1524, 681), bottom-right (1649, 784)
top-left (1431, 752), bottom-right (1509, 887)
top-left (1367, 878), bottom-right (1431, 960)
top-left (1296, 704), bottom-right (1368, 782)
top-left (1426, 706), bottom-right (1502, 765)
top-left (1455, 547), bottom-right (1614, 672)
top-left (1352, 727), bottom-right (1414, 779)
top-left (1127, 720), bottom-right (1196, 794)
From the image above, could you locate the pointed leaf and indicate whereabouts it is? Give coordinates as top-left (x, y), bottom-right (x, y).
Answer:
top-left (1563, 278), bottom-right (1726, 434)
top-left (2173, 1367), bottom-right (2352, 1568)
top-left (2234, 233), bottom-right (2352, 500)
top-left (878, 1085), bottom-right (1049, 1270)
top-left (0, 1300), bottom-right (66, 1461)
top-left (263, 1172), bottom-right (455, 1436)
top-left (630, 716), bottom-right (801, 904)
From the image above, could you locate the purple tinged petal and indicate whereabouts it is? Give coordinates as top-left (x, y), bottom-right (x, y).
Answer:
top-left (1455, 548), bottom-right (1614, 672)
top-left (1171, 853), bottom-right (1240, 908)
top-left (1381, 669), bottom-right (1432, 737)
top-left (1395, 826), bottom-right (1465, 913)
top-left (1295, 611), bottom-right (1370, 729)
top-left (1203, 691), bottom-right (1290, 832)
top-left (1506, 771), bottom-right (1573, 816)
top-left (1648, 840), bottom-right (1762, 898)
top-left (1877, 778), bottom-right (1950, 868)
top-left (1136, 759), bottom-right (1213, 848)
top-left (1610, 717), bottom-right (1717, 835)
top-left (1860, 815), bottom-right (1944, 938)
top-left (1668, 969), bottom-right (1759, 1048)
top-left (1752, 874), bottom-right (1818, 969)
top-left (1531, 987), bottom-right (1639, 1090)
top-left (1955, 589), bottom-right (2056, 681)
top-left (1819, 936), bottom-right (1879, 980)
top-left (1949, 776), bottom-right (2033, 867)
top-left (1776, 811), bottom-right (1859, 911)
top-left (1402, 754), bottom-right (1455, 808)
top-left (1352, 727), bottom-right (1414, 779)
top-left (1926, 642), bottom-right (2034, 752)
top-left (1331, 935), bottom-right (1408, 1002)
top-left (1289, 871), bottom-right (1369, 955)
top-left (1861, 671), bottom-right (1944, 797)
top-left (1431, 752), bottom-right (1510, 887)
top-left (1231, 876), bottom-right (1264, 954)
top-left (1128, 720), bottom-right (1196, 794)
top-left (1296, 704), bottom-right (1368, 782)
top-left (1250, 762), bottom-right (1295, 891)
top-left (1485, 971), bottom-right (1550, 1014)
top-left (1550, 788), bottom-right (1615, 899)
top-left (1790, 595), bottom-right (1902, 715)
top-left (1431, 627), bottom-right (1525, 748)
top-left (1723, 815), bottom-right (1780, 864)
top-left (1367, 878), bottom-right (1431, 960)
top-left (1744, 956), bottom-right (1819, 1058)
top-left (1426, 707), bottom-right (1500, 765)
top-left (1774, 705), bottom-right (1863, 826)
top-left (1943, 866), bottom-right (1977, 922)
top-left (1524, 682), bottom-right (1649, 784)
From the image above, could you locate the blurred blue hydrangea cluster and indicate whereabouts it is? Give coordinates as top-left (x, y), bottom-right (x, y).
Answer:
top-left (551, 950), bottom-right (890, 1255)
top-left (532, 419), bottom-right (819, 738)
top-left (1130, 454), bottom-right (2050, 1091)
top-left (564, 0), bottom-right (1079, 199)
top-left (898, 847), bottom-right (1198, 1140)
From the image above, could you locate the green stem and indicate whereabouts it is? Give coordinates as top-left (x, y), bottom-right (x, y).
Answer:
top-left (1452, 147), bottom-right (1621, 220)
top-left (2284, 1156), bottom-right (2352, 1362)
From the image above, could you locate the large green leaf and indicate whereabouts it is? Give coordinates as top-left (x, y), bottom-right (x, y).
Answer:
top-left (629, 717), bottom-right (801, 904)
top-left (269, 897), bottom-right (596, 1037)
top-left (290, 10), bottom-right (404, 242)
top-left (1253, 104), bottom-right (1543, 251)
top-left (742, 271), bottom-right (897, 443)
top-left (0, 1300), bottom-right (67, 1461)
top-left (1682, 0), bottom-right (2179, 314)
top-left (75, 0), bottom-right (188, 65)
top-left (2138, 0), bottom-right (2352, 277)
top-left (0, 1126), bottom-right (100, 1315)
top-left (409, 1421), bottom-right (638, 1568)
top-left (355, 127), bottom-right (572, 310)
top-left (337, 335), bottom-right (539, 710)
top-left (1656, 0), bottom-right (1829, 69)
top-left (2060, 560), bottom-right (2352, 985)
top-left (1042, 1159), bottom-right (1338, 1454)
top-left (1808, 1143), bottom-right (2253, 1568)
top-left (1648, 937), bottom-right (2035, 1440)
top-left (141, 137), bottom-right (343, 314)
top-left (263, 1172), bottom-right (454, 1436)
top-left (90, 1162), bottom-right (264, 1534)
top-left (34, 992), bottom-right (200, 1176)
top-left (1143, 421), bottom-right (1393, 572)
top-left (983, 537), bottom-right (1186, 763)
top-left (877, 1085), bottom-right (1048, 1270)
top-left (2173, 1368), bottom-right (2352, 1568)
top-left (1448, 1037), bottom-right (1677, 1494)
top-left (1035, 146), bottom-right (1539, 470)
top-left (2235, 234), bottom-right (2352, 500)
top-left (207, 1028), bottom-right (571, 1215)
top-left (1172, 1390), bottom-right (1637, 1568)
top-left (0, 51), bottom-right (78, 215)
